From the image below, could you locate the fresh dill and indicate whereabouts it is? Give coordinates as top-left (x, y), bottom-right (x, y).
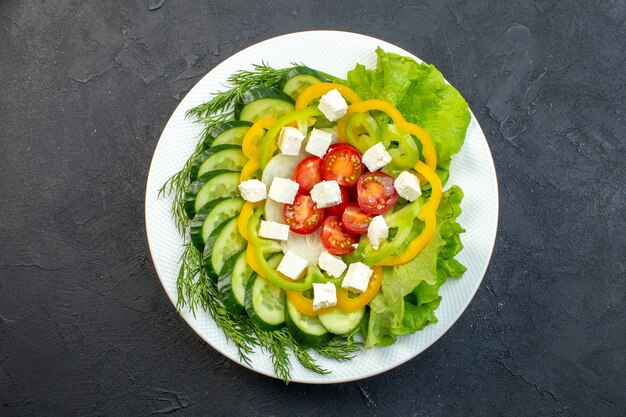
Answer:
top-left (186, 63), bottom-right (290, 122)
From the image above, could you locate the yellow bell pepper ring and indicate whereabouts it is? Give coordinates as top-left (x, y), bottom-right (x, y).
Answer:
top-left (238, 201), bottom-right (263, 241)
top-left (242, 117), bottom-right (276, 159)
top-left (335, 266), bottom-right (384, 312)
top-left (239, 159), bottom-right (260, 182)
top-left (376, 161), bottom-right (442, 266)
top-left (285, 290), bottom-right (335, 316)
top-left (295, 83), bottom-right (362, 110)
top-left (337, 99), bottom-right (437, 171)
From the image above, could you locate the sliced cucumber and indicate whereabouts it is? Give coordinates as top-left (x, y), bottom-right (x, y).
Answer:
top-left (205, 121), bottom-right (252, 147)
top-left (235, 87), bottom-right (295, 122)
top-left (317, 307), bottom-right (366, 335)
top-left (190, 198), bottom-right (244, 251)
top-left (280, 66), bottom-right (329, 99)
top-left (217, 250), bottom-right (252, 314)
top-left (285, 299), bottom-right (331, 346)
top-left (203, 216), bottom-right (246, 281)
top-left (190, 145), bottom-right (247, 181)
top-left (183, 170), bottom-right (240, 218)
top-left (245, 274), bottom-right (285, 331)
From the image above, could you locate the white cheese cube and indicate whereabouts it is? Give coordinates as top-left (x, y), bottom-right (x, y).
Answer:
top-left (259, 220), bottom-right (290, 241)
top-left (268, 177), bottom-right (300, 204)
top-left (310, 180), bottom-right (342, 208)
top-left (305, 128), bottom-right (333, 157)
top-left (317, 89), bottom-right (348, 121)
top-left (238, 179), bottom-right (267, 203)
top-left (313, 282), bottom-right (337, 310)
top-left (367, 215), bottom-right (389, 250)
top-left (318, 250), bottom-right (347, 278)
top-left (362, 142), bottom-right (392, 172)
top-left (341, 262), bottom-right (373, 293)
top-left (394, 171), bottom-right (422, 202)
top-left (278, 126), bottom-right (305, 156)
top-left (277, 249), bottom-right (309, 280)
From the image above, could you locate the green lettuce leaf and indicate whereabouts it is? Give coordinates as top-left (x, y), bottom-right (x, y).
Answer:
top-left (365, 186), bottom-right (466, 348)
top-left (347, 48), bottom-right (471, 182)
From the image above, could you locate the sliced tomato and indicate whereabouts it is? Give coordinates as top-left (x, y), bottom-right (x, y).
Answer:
top-left (321, 144), bottom-right (363, 187)
top-left (283, 193), bottom-right (325, 234)
top-left (325, 186), bottom-right (349, 217)
top-left (320, 216), bottom-right (358, 255)
top-left (341, 203), bottom-right (374, 235)
top-left (357, 172), bottom-right (398, 215)
top-left (293, 156), bottom-right (323, 195)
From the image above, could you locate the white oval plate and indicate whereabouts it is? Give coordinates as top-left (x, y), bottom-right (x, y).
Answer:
top-left (145, 31), bottom-right (498, 384)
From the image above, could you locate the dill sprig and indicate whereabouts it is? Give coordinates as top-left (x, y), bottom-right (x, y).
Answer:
top-left (186, 63), bottom-right (290, 122)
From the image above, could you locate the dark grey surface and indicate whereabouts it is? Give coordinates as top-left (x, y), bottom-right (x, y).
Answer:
top-left (1, 1), bottom-right (625, 416)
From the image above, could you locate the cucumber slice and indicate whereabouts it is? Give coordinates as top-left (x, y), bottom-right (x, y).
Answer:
top-left (280, 66), bottom-right (329, 99)
top-left (183, 170), bottom-right (240, 218)
top-left (235, 87), bottom-right (295, 122)
top-left (245, 274), bottom-right (286, 331)
top-left (190, 198), bottom-right (244, 251)
top-left (217, 250), bottom-right (252, 314)
top-left (285, 299), bottom-right (331, 346)
top-left (190, 145), bottom-right (247, 181)
top-left (205, 121), bottom-right (252, 147)
top-left (203, 217), bottom-right (246, 281)
top-left (317, 307), bottom-right (366, 335)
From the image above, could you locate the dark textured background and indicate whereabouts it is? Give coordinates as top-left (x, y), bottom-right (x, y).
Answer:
top-left (1, 0), bottom-right (625, 416)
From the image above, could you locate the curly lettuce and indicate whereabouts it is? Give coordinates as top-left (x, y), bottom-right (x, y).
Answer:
top-left (347, 48), bottom-right (471, 182)
top-left (364, 187), bottom-right (466, 347)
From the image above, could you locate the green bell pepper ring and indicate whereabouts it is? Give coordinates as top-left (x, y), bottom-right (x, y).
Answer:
top-left (381, 124), bottom-right (420, 171)
top-left (259, 106), bottom-right (322, 169)
top-left (345, 113), bottom-right (380, 153)
top-left (247, 207), bottom-right (315, 291)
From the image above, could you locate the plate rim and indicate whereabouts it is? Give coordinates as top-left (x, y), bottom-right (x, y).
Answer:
top-left (145, 30), bottom-right (499, 384)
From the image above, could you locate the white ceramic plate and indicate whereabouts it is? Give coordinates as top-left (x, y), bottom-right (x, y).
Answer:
top-left (145, 31), bottom-right (498, 384)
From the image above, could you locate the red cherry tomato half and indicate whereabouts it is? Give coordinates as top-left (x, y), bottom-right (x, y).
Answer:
top-left (325, 186), bottom-right (349, 217)
top-left (341, 203), bottom-right (374, 235)
top-left (293, 156), bottom-right (323, 195)
top-left (321, 144), bottom-right (363, 187)
top-left (357, 172), bottom-right (399, 215)
top-left (283, 193), bottom-right (325, 234)
top-left (320, 216), bottom-right (358, 255)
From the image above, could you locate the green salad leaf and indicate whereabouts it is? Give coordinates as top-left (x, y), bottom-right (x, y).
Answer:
top-left (347, 48), bottom-right (471, 182)
top-left (365, 186), bottom-right (466, 348)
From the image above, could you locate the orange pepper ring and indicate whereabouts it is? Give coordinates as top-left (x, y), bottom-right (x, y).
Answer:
top-left (335, 266), bottom-right (384, 312)
top-left (285, 290), bottom-right (334, 316)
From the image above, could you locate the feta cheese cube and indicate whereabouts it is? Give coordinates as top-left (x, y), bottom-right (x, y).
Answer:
top-left (313, 282), bottom-right (337, 311)
top-left (277, 249), bottom-right (309, 280)
top-left (317, 89), bottom-right (348, 121)
top-left (367, 215), bottom-right (389, 250)
top-left (238, 179), bottom-right (267, 202)
top-left (259, 220), bottom-right (290, 241)
top-left (305, 128), bottom-right (333, 157)
top-left (268, 177), bottom-right (299, 204)
top-left (394, 171), bottom-right (422, 202)
top-left (362, 142), bottom-right (392, 172)
top-left (310, 180), bottom-right (342, 208)
top-left (341, 262), bottom-right (373, 293)
top-left (318, 250), bottom-right (347, 278)
top-left (278, 126), bottom-right (305, 156)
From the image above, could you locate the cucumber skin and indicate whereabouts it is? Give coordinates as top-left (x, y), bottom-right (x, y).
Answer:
top-left (204, 120), bottom-right (252, 147)
top-left (189, 197), bottom-right (232, 251)
top-left (245, 274), bottom-right (285, 331)
top-left (234, 87), bottom-right (295, 119)
top-left (183, 170), bottom-right (234, 218)
top-left (317, 307), bottom-right (366, 335)
top-left (202, 216), bottom-right (237, 282)
top-left (279, 66), bottom-right (330, 88)
top-left (284, 300), bottom-right (331, 347)
top-left (217, 250), bottom-right (246, 315)
top-left (189, 144), bottom-right (242, 182)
